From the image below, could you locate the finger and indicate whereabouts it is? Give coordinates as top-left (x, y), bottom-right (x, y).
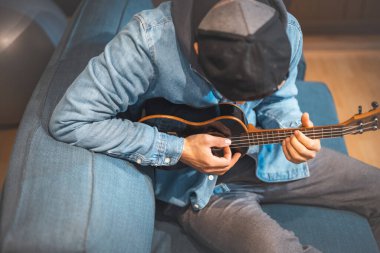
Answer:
top-left (294, 130), bottom-right (321, 152)
top-left (209, 149), bottom-right (231, 167)
top-left (207, 135), bottom-right (231, 148)
top-left (301, 112), bottom-right (314, 127)
top-left (210, 147), bottom-right (236, 162)
top-left (282, 139), bottom-right (292, 161)
top-left (222, 146), bottom-right (232, 160)
top-left (289, 134), bottom-right (316, 160)
top-left (225, 152), bottom-right (241, 170)
top-left (212, 147), bottom-right (236, 170)
top-left (208, 152), bottom-right (242, 175)
top-left (285, 137), bottom-right (306, 163)
top-left (229, 152), bottom-right (242, 167)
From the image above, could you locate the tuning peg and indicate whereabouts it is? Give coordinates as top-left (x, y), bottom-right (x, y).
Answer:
top-left (358, 105), bottom-right (362, 114)
top-left (371, 101), bottom-right (379, 110)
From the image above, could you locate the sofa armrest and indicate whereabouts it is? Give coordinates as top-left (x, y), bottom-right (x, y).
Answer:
top-left (0, 126), bottom-right (156, 252)
top-left (0, 0), bottom-right (157, 251)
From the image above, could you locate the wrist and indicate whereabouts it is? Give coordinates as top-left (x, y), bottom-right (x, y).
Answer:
top-left (180, 138), bottom-right (190, 161)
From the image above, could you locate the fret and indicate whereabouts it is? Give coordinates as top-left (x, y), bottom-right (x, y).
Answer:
top-left (231, 133), bottom-right (346, 148)
top-left (245, 125), bottom-right (346, 147)
top-left (247, 133), bottom-right (252, 146)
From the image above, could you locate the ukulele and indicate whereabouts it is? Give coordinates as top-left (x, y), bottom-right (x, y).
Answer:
top-left (138, 98), bottom-right (380, 156)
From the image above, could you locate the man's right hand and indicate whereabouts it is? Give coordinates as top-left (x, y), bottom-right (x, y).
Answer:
top-left (180, 134), bottom-right (241, 175)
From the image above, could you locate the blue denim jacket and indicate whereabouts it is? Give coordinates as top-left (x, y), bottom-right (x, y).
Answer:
top-left (49, 2), bottom-right (308, 210)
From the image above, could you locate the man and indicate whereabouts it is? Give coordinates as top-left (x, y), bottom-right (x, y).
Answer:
top-left (49, 0), bottom-right (380, 252)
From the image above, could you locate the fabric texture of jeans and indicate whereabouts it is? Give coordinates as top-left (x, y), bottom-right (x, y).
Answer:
top-left (174, 148), bottom-right (380, 252)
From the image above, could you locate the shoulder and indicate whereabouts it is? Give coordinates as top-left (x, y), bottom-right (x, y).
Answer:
top-left (287, 13), bottom-right (302, 33)
top-left (133, 1), bottom-right (173, 31)
top-left (286, 13), bottom-right (303, 46)
top-left (286, 13), bottom-right (303, 65)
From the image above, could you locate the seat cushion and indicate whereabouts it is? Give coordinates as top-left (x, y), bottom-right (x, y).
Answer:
top-left (153, 203), bottom-right (379, 253)
top-left (262, 204), bottom-right (379, 253)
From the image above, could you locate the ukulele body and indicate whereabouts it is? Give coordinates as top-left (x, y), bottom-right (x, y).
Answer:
top-left (139, 98), bottom-right (250, 156)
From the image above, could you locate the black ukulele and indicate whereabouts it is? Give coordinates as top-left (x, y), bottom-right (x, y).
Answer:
top-left (139, 98), bottom-right (380, 157)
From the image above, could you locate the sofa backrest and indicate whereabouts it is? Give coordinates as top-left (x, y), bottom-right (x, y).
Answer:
top-left (38, 0), bottom-right (154, 133)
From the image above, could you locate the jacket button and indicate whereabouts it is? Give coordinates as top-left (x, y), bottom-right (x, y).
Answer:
top-left (193, 204), bottom-right (200, 210)
top-left (208, 175), bottom-right (214, 181)
top-left (164, 157), bottom-right (171, 164)
top-left (136, 158), bottom-right (142, 164)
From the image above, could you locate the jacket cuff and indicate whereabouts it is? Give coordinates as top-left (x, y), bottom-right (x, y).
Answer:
top-left (154, 132), bottom-right (184, 166)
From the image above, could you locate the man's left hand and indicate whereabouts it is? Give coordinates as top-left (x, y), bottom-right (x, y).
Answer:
top-left (282, 112), bottom-right (321, 164)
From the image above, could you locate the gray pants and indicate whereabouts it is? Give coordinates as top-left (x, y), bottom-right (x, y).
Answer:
top-left (175, 148), bottom-right (380, 253)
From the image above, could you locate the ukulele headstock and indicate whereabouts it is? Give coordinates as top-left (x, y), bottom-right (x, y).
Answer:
top-left (342, 102), bottom-right (380, 135)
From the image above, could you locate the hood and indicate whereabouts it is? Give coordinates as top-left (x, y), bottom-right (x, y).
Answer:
top-left (171, 0), bottom-right (289, 72)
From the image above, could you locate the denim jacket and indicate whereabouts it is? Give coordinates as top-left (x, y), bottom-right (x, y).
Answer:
top-left (49, 2), bottom-right (308, 210)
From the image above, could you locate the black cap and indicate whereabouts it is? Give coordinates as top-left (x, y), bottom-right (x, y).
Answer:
top-left (196, 0), bottom-right (291, 101)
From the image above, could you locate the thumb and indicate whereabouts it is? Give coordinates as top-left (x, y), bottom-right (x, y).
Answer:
top-left (208, 135), bottom-right (231, 148)
top-left (301, 112), bottom-right (314, 127)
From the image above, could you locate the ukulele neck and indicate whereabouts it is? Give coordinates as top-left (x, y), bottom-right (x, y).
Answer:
top-left (243, 125), bottom-right (344, 146)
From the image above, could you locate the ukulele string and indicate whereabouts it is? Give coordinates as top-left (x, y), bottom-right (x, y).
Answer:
top-left (230, 127), bottom-right (378, 148)
top-left (229, 125), bottom-right (376, 148)
top-left (228, 122), bottom-right (374, 143)
top-left (229, 125), bottom-right (370, 147)
top-left (229, 128), bottom-right (346, 144)
top-left (228, 124), bottom-right (376, 148)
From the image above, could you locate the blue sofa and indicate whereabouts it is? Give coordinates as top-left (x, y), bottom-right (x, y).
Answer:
top-left (1, 0), bottom-right (379, 252)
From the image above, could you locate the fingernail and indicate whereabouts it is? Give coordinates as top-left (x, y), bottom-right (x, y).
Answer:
top-left (225, 139), bottom-right (231, 145)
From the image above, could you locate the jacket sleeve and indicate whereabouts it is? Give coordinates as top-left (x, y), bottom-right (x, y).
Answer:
top-left (255, 14), bottom-right (304, 129)
top-left (49, 16), bottom-right (184, 167)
